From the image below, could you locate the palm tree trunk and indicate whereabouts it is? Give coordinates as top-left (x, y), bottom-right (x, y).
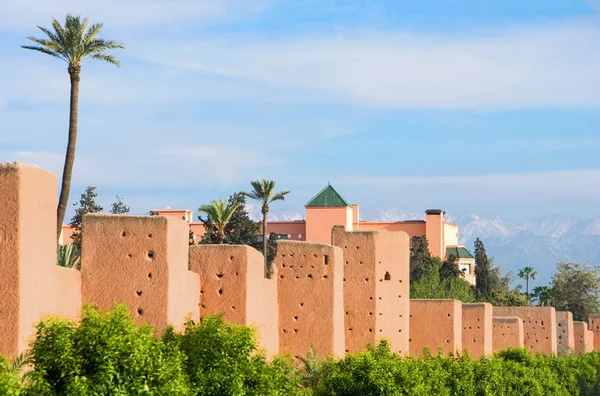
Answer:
top-left (526, 278), bottom-right (529, 301)
top-left (263, 210), bottom-right (268, 278)
top-left (56, 64), bottom-right (81, 242)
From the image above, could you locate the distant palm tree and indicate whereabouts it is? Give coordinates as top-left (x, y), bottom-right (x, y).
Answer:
top-left (243, 180), bottom-right (290, 277)
top-left (532, 285), bottom-right (554, 307)
top-left (199, 200), bottom-right (240, 244)
top-left (518, 266), bottom-right (538, 301)
top-left (22, 14), bottom-right (124, 241)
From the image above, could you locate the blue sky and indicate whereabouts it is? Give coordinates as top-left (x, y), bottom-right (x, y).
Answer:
top-left (1, 0), bottom-right (600, 222)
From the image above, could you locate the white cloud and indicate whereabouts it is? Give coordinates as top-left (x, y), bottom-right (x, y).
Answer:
top-left (0, 0), bottom-right (269, 31)
top-left (339, 169), bottom-right (600, 198)
top-left (1, 145), bottom-right (284, 188)
top-left (129, 20), bottom-right (600, 110)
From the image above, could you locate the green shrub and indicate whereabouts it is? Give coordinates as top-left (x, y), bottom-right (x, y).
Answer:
top-left (23, 305), bottom-right (190, 395)
top-left (164, 315), bottom-right (302, 395)
top-left (5, 306), bottom-right (600, 395)
top-left (0, 356), bottom-right (21, 396)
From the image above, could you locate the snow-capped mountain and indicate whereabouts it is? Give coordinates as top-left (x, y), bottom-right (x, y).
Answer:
top-left (362, 208), bottom-right (600, 286)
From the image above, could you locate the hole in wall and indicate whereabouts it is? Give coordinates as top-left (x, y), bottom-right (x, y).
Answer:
top-left (282, 329), bottom-right (287, 333)
top-left (364, 278), bottom-right (369, 282)
top-left (280, 275), bottom-right (284, 279)
top-left (136, 291), bottom-right (142, 296)
top-left (294, 316), bottom-right (298, 320)
top-left (324, 255), bottom-right (329, 265)
top-left (307, 274), bottom-right (313, 279)
top-left (293, 329), bottom-right (298, 333)
top-left (216, 273), bottom-right (224, 279)
top-left (137, 308), bottom-right (143, 315)
top-left (300, 303), bottom-right (304, 308)
top-left (232, 306), bottom-right (235, 310)
top-left (127, 254), bottom-right (132, 258)
top-left (290, 252), bottom-right (294, 257)
top-left (322, 275), bottom-right (328, 279)
top-left (147, 233), bottom-right (152, 238)
top-left (384, 271), bottom-right (391, 281)
top-left (147, 273), bottom-right (152, 280)
top-left (146, 251), bottom-right (155, 260)
top-left (218, 288), bottom-right (223, 295)
top-left (229, 256), bottom-right (234, 261)
top-left (121, 231), bottom-right (127, 237)
top-left (368, 329), bottom-right (373, 332)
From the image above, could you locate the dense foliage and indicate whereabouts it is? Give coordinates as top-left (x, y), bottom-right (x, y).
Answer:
top-left (6, 306), bottom-right (600, 395)
top-left (552, 260), bottom-right (600, 321)
top-left (313, 341), bottom-right (600, 396)
top-left (0, 356), bottom-right (20, 396)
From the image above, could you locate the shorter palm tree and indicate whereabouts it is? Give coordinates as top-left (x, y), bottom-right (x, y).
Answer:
top-left (518, 266), bottom-right (538, 301)
top-left (199, 200), bottom-right (240, 244)
top-left (532, 285), bottom-right (554, 307)
top-left (243, 180), bottom-right (290, 277)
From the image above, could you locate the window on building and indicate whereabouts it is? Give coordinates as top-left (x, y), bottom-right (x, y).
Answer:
top-left (298, 234), bottom-right (303, 239)
top-left (459, 264), bottom-right (470, 274)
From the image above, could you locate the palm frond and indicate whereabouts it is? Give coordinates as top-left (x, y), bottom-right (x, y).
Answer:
top-left (90, 53), bottom-right (121, 66)
top-left (242, 191), bottom-right (261, 201)
top-left (269, 190), bottom-right (290, 203)
top-left (20, 44), bottom-right (66, 61)
top-left (84, 22), bottom-right (104, 43)
top-left (50, 18), bottom-right (67, 47)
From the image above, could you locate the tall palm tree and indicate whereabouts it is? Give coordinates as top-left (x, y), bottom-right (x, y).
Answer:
top-left (243, 180), bottom-right (290, 277)
top-left (518, 266), bottom-right (538, 301)
top-left (22, 14), bottom-right (124, 241)
top-left (199, 200), bottom-right (240, 244)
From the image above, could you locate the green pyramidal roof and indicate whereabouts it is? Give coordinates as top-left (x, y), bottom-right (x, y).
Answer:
top-left (445, 246), bottom-right (475, 259)
top-left (305, 184), bottom-right (352, 208)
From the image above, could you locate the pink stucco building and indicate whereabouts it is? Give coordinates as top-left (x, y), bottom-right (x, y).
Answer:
top-left (61, 184), bottom-right (476, 284)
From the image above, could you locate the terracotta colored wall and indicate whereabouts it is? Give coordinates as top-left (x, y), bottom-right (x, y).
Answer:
top-left (492, 317), bottom-right (524, 351)
top-left (188, 245), bottom-right (278, 357)
top-left (588, 314), bottom-right (600, 351)
top-left (306, 207), bottom-right (352, 244)
top-left (556, 311), bottom-right (575, 354)
top-left (332, 226), bottom-right (409, 354)
top-left (81, 214), bottom-right (199, 335)
top-left (0, 163), bottom-right (82, 356)
top-left (493, 307), bottom-right (557, 354)
top-left (425, 213), bottom-right (444, 257)
top-left (267, 221), bottom-right (307, 241)
top-left (462, 303), bottom-right (493, 359)
top-left (409, 299), bottom-right (462, 356)
top-left (273, 241), bottom-right (345, 358)
top-left (574, 321), bottom-right (594, 354)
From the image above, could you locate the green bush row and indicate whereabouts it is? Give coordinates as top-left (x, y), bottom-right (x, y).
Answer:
top-left (2, 305), bottom-right (600, 395)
